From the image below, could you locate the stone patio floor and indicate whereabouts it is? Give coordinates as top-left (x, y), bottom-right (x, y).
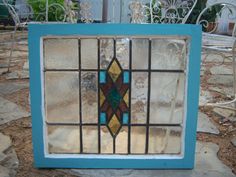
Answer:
top-left (0, 31), bottom-right (235, 177)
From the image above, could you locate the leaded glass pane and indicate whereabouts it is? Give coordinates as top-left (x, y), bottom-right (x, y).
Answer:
top-left (131, 127), bottom-right (146, 154)
top-left (132, 39), bottom-right (149, 69)
top-left (47, 126), bottom-right (80, 154)
top-left (81, 39), bottom-right (98, 69)
top-left (149, 126), bottom-right (182, 154)
top-left (44, 39), bottom-right (79, 69)
top-left (100, 38), bottom-right (113, 69)
top-left (81, 71), bottom-right (98, 123)
top-left (116, 38), bottom-right (130, 69)
top-left (150, 73), bottom-right (185, 124)
top-left (82, 126), bottom-right (98, 153)
top-left (45, 72), bottom-right (80, 123)
top-left (115, 126), bottom-right (128, 154)
top-left (151, 38), bottom-right (187, 70)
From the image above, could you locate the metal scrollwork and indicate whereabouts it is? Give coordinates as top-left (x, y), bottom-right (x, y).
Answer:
top-left (129, 0), bottom-right (145, 23)
top-left (130, 0), bottom-right (196, 24)
top-left (197, 3), bottom-right (236, 34)
top-left (79, 1), bottom-right (94, 23)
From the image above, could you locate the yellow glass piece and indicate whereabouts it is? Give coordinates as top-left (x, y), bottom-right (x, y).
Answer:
top-left (108, 59), bottom-right (122, 82)
top-left (108, 114), bottom-right (121, 136)
top-left (123, 90), bottom-right (129, 107)
top-left (100, 89), bottom-right (105, 106)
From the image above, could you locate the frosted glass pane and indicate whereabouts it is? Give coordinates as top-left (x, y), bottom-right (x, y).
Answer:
top-left (82, 126), bottom-right (98, 153)
top-left (131, 72), bottom-right (148, 124)
top-left (131, 127), bottom-right (146, 154)
top-left (44, 39), bottom-right (79, 69)
top-left (47, 126), bottom-right (80, 154)
top-left (101, 126), bottom-right (113, 154)
top-left (150, 73), bottom-right (185, 124)
top-left (116, 38), bottom-right (129, 69)
top-left (116, 126), bottom-right (128, 154)
top-left (81, 39), bottom-right (98, 69)
top-left (45, 72), bottom-right (79, 123)
top-left (151, 38), bottom-right (187, 70)
top-left (100, 38), bottom-right (114, 69)
top-left (149, 126), bottom-right (182, 154)
top-left (81, 72), bottom-right (98, 123)
top-left (132, 38), bottom-right (149, 69)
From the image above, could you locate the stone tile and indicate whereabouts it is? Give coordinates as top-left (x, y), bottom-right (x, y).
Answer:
top-left (5, 72), bottom-right (18, 80)
top-left (197, 112), bottom-right (219, 134)
top-left (0, 133), bottom-right (11, 153)
top-left (0, 165), bottom-right (10, 177)
top-left (231, 137), bottom-right (236, 147)
top-left (213, 108), bottom-right (236, 118)
top-left (23, 61), bottom-right (29, 70)
top-left (203, 53), bottom-right (232, 63)
top-left (5, 71), bottom-right (29, 80)
top-left (0, 63), bottom-right (8, 68)
top-left (1, 148), bottom-right (19, 177)
top-left (210, 65), bottom-right (233, 75)
top-left (0, 68), bottom-right (8, 75)
top-left (199, 89), bottom-right (213, 106)
top-left (209, 86), bottom-right (234, 97)
top-left (0, 82), bottom-right (28, 95)
top-left (207, 75), bottom-right (233, 86)
top-left (66, 142), bottom-right (235, 177)
top-left (0, 133), bottom-right (18, 177)
top-left (17, 70), bottom-right (29, 79)
top-left (0, 153), bottom-right (7, 162)
top-left (0, 133), bottom-right (19, 177)
top-left (0, 97), bottom-right (30, 125)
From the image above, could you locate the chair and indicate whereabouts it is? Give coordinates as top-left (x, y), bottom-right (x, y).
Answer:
top-left (129, 0), bottom-right (197, 24)
top-left (196, 2), bottom-right (236, 111)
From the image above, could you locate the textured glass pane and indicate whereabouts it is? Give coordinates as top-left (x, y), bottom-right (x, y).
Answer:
top-left (82, 126), bottom-right (98, 153)
top-left (44, 39), bottom-right (79, 69)
top-left (116, 38), bottom-right (129, 69)
top-left (101, 126), bottom-right (113, 154)
top-left (150, 73), bottom-right (185, 124)
top-left (47, 126), bottom-right (80, 154)
top-left (131, 127), bottom-right (146, 154)
top-left (149, 126), bottom-right (182, 154)
top-left (132, 39), bottom-right (149, 69)
top-left (116, 126), bottom-right (128, 154)
top-left (81, 72), bottom-right (98, 123)
top-left (45, 72), bottom-right (79, 123)
top-left (151, 38), bottom-right (187, 70)
top-left (100, 38), bottom-right (113, 69)
top-left (81, 39), bottom-right (98, 69)
top-left (131, 72), bottom-right (148, 124)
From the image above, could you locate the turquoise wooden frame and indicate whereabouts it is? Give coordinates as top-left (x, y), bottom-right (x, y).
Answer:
top-left (28, 24), bottom-right (202, 169)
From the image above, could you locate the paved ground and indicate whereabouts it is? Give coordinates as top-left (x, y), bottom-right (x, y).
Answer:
top-left (0, 31), bottom-right (235, 177)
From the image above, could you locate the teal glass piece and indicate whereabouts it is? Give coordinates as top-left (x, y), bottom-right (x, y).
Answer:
top-left (123, 71), bottom-right (129, 83)
top-left (123, 113), bottom-right (129, 124)
top-left (100, 113), bottom-right (106, 124)
top-left (107, 88), bottom-right (122, 110)
top-left (100, 71), bottom-right (106, 83)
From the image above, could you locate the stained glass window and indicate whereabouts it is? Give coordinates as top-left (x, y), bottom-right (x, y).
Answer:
top-left (44, 36), bottom-right (188, 155)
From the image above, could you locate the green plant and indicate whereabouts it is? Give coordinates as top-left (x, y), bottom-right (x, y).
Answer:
top-left (187, 0), bottom-right (223, 24)
top-left (27, 0), bottom-right (65, 21)
top-left (145, 0), bottom-right (162, 23)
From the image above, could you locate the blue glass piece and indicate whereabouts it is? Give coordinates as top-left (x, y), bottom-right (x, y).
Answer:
top-left (123, 71), bottom-right (129, 83)
top-left (122, 113), bottom-right (129, 124)
top-left (100, 71), bottom-right (106, 83)
top-left (100, 113), bottom-right (106, 124)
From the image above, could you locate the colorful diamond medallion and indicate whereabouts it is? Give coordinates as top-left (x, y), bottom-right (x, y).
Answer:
top-left (100, 57), bottom-right (129, 137)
